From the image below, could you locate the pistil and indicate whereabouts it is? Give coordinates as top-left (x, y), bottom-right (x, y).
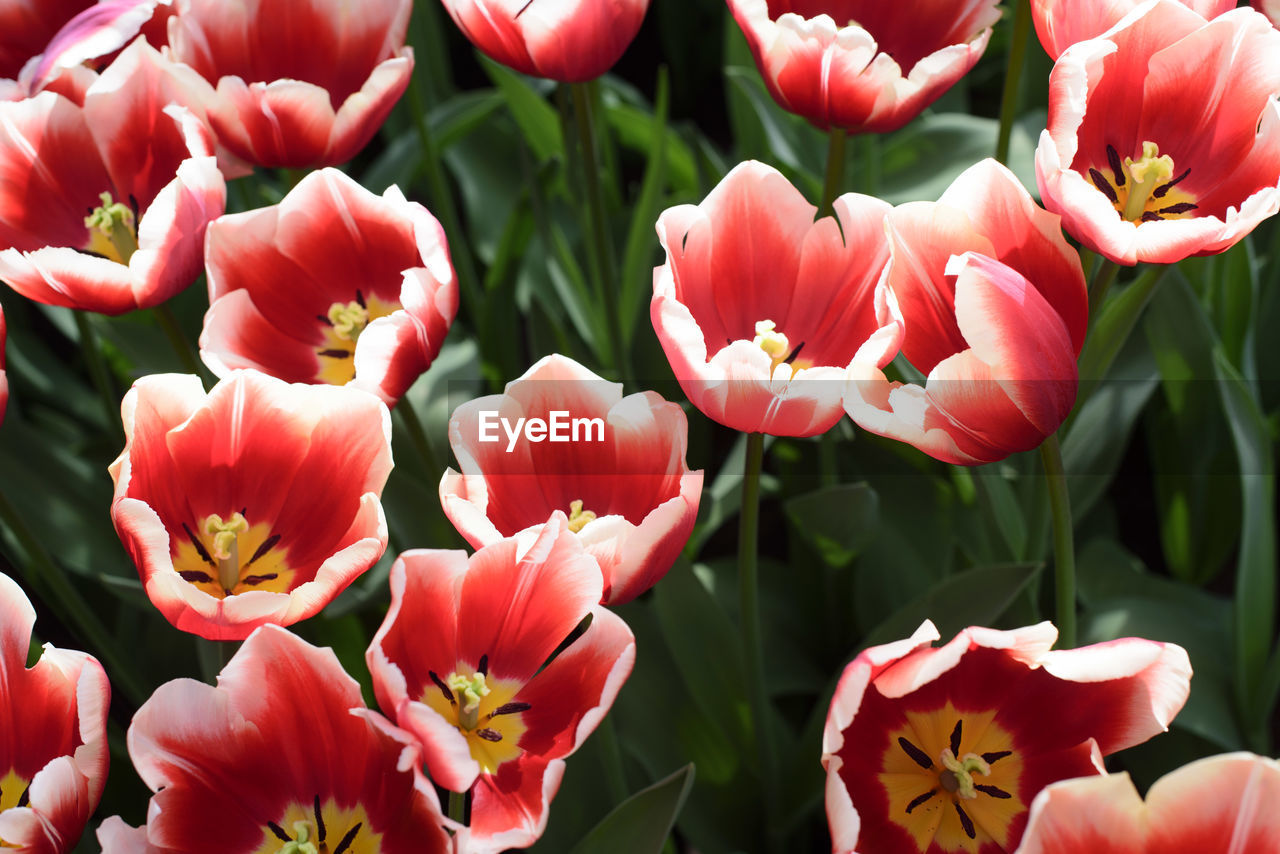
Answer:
top-left (567, 499), bottom-right (597, 533)
top-left (752, 319), bottom-right (792, 371)
top-left (446, 671), bottom-right (491, 730)
top-left (84, 192), bottom-right (138, 264)
top-left (202, 512), bottom-right (249, 594)
top-left (938, 748), bottom-right (992, 800)
top-left (327, 300), bottom-right (370, 342)
top-left (1120, 141), bottom-right (1175, 222)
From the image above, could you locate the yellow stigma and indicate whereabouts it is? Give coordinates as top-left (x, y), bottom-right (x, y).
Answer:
top-left (202, 512), bottom-right (249, 593)
top-left (84, 191), bottom-right (138, 264)
top-left (753, 319), bottom-right (791, 364)
top-left (1121, 141), bottom-right (1175, 222)
top-left (447, 671), bottom-right (490, 730)
top-left (276, 821), bottom-right (319, 854)
top-left (327, 300), bottom-right (370, 342)
top-left (939, 749), bottom-right (992, 800)
top-left (567, 499), bottom-right (597, 533)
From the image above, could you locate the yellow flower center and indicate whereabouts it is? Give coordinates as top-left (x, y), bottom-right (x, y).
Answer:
top-left (173, 512), bottom-right (293, 599)
top-left (423, 660), bottom-right (528, 777)
top-left (751, 319), bottom-right (811, 378)
top-left (567, 499), bottom-right (597, 533)
top-left (254, 799), bottom-right (379, 854)
top-left (1089, 141), bottom-right (1197, 224)
top-left (878, 703), bottom-right (1025, 853)
top-left (315, 290), bottom-right (402, 386)
top-left (83, 191), bottom-right (138, 264)
top-left (0, 768), bottom-right (31, 847)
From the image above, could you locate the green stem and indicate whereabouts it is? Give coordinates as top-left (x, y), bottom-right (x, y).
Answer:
top-left (738, 432), bottom-right (778, 847)
top-left (569, 81), bottom-right (629, 384)
top-left (596, 713), bottom-right (629, 803)
top-left (995, 0), bottom-right (1032, 165)
top-left (1077, 265), bottom-right (1168, 391)
top-left (820, 128), bottom-right (848, 217)
top-left (73, 311), bottom-right (122, 441)
top-left (0, 487), bottom-right (147, 706)
top-left (1087, 257), bottom-right (1121, 324)
top-left (153, 304), bottom-right (204, 377)
top-left (1039, 433), bottom-right (1076, 649)
top-left (447, 790), bottom-right (468, 825)
top-left (197, 637), bottom-right (236, 684)
top-left (395, 395), bottom-right (442, 476)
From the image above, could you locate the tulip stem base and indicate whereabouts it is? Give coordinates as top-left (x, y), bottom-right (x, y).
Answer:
top-left (1039, 432), bottom-right (1076, 649)
top-left (738, 431), bottom-right (779, 847)
top-left (153, 304), bottom-right (205, 378)
top-left (821, 128), bottom-right (848, 218)
top-left (73, 311), bottom-right (123, 443)
top-left (596, 713), bottom-right (629, 803)
top-left (995, 0), bottom-right (1032, 165)
top-left (1087, 258), bottom-right (1122, 323)
top-left (395, 396), bottom-right (441, 477)
top-left (447, 790), bottom-right (468, 825)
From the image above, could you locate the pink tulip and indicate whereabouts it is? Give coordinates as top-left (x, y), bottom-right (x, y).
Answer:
top-left (167, 0), bottom-right (414, 168)
top-left (441, 354), bottom-right (702, 604)
top-left (652, 160), bottom-right (897, 436)
top-left (1017, 753), bottom-right (1280, 854)
top-left (443, 0), bottom-right (649, 82)
top-left (844, 159), bottom-right (1086, 465)
top-left (0, 0), bottom-right (93, 79)
top-left (17, 0), bottom-right (171, 96)
top-left (1031, 0), bottom-right (1234, 59)
top-left (823, 621), bottom-right (1192, 854)
top-left (1036, 1), bottom-right (1280, 265)
top-left (727, 0), bottom-right (1001, 132)
top-left (200, 168), bottom-right (456, 407)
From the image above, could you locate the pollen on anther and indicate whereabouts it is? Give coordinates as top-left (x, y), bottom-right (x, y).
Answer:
top-left (429, 670), bottom-right (455, 703)
top-left (955, 802), bottom-right (976, 839)
top-left (905, 789), bottom-right (937, 814)
top-left (898, 737), bottom-right (934, 770)
top-left (1106, 145), bottom-right (1125, 186)
top-left (1089, 168), bottom-right (1118, 204)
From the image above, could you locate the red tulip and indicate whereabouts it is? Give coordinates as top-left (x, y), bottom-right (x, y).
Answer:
top-left (0, 572), bottom-right (109, 853)
top-left (167, 0), bottom-right (414, 168)
top-left (652, 160), bottom-right (897, 436)
top-left (844, 160), bottom-right (1086, 465)
top-left (727, 0), bottom-right (1001, 132)
top-left (0, 39), bottom-right (224, 315)
top-left (105, 624), bottom-right (451, 854)
top-left (822, 621), bottom-right (1192, 854)
top-left (1016, 753), bottom-right (1280, 854)
top-left (1036, 1), bottom-right (1280, 265)
top-left (16, 0), bottom-right (171, 96)
top-left (440, 354), bottom-right (702, 605)
top-left (441, 0), bottom-right (648, 82)
top-left (1031, 0), bottom-right (1233, 59)
top-left (0, 0), bottom-right (93, 79)
top-left (200, 168), bottom-right (457, 407)
top-left (108, 370), bottom-right (393, 641)
top-left (367, 517), bottom-right (635, 853)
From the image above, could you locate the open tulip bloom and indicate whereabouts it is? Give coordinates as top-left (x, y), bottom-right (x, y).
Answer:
top-left (105, 624), bottom-right (452, 854)
top-left (440, 354), bottom-right (702, 604)
top-left (441, 0), bottom-right (649, 82)
top-left (200, 168), bottom-right (457, 407)
top-left (1030, 0), bottom-right (1233, 60)
top-left (727, 0), bottom-right (1001, 133)
top-left (844, 159), bottom-right (1087, 465)
top-left (1015, 752), bottom-right (1280, 854)
top-left (367, 517), bottom-right (636, 853)
top-left (0, 572), bottom-right (109, 853)
top-left (166, 0), bottom-right (414, 168)
top-left (0, 38), bottom-right (224, 315)
top-left (1035, 0), bottom-right (1280, 265)
top-left (652, 160), bottom-right (898, 437)
top-left (822, 620), bottom-right (1192, 854)
top-left (108, 370), bottom-right (393, 640)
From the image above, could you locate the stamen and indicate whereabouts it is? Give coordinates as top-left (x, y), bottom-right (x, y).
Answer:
top-left (183, 522), bottom-right (216, 566)
top-left (898, 737), bottom-right (934, 770)
top-left (488, 702), bottom-right (532, 718)
top-left (333, 823), bottom-right (362, 854)
top-left (1106, 145), bottom-right (1125, 186)
top-left (1153, 167), bottom-right (1191, 199)
top-left (316, 314), bottom-right (334, 327)
top-left (474, 728), bottom-right (503, 742)
top-left (981, 751), bottom-right (1011, 764)
top-left (179, 570), bottom-right (213, 584)
top-left (955, 802), bottom-right (976, 840)
top-left (317, 349), bottom-right (351, 359)
top-left (429, 670), bottom-right (455, 704)
top-left (16, 786), bottom-right (29, 809)
top-left (354, 290), bottom-right (366, 309)
top-left (1158, 202), bottom-right (1197, 215)
top-left (949, 720), bottom-right (962, 757)
top-left (783, 341), bottom-right (806, 365)
top-left (478, 654), bottom-right (489, 676)
top-left (241, 573), bottom-right (278, 586)
top-left (313, 795), bottom-right (326, 843)
top-left (975, 784), bottom-right (1012, 799)
top-left (905, 789), bottom-right (937, 814)
top-left (1089, 168), bottom-right (1118, 204)
top-left (1141, 212), bottom-right (1162, 222)
top-left (267, 822), bottom-right (292, 843)
top-left (247, 534), bottom-right (281, 566)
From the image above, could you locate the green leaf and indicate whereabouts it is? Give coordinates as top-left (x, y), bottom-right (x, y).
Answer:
top-left (479, 56), bottom-right (563, 163)
top-left (618, 66), bottom-right (670, 346)
top-left (783, 483), bottom-right (879, 567)
top-left (568, 765), bottom-right (695, 854)
top-left (860, 563), bottom-right (1041, 650)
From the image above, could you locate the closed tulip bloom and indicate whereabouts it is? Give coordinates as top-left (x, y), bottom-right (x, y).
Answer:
top-left (822, 621), bottom-right (1192, 854)
top-left (440, 354), bottom-right (702, 605)
top-left (1036, 1), bottom-right (1280, 265)
top-left (442, 0), bottom-right (648, 82)
top-left (844, 160), bottom-right (1086, 465)
top-left (1016, 753), bottom-right (1280, 854)
top-left (200, 168), bottom-right (457, 407)
top-left (108, 371), bottom-right (393, 640)
top-left (105, 625), bottom-right (451, 854)
top-left (727, 0), bottom-right (1000, 132)
top-left (0, 39), bottom-right (224, 315)
top-left (0, 572), bottom-right (110, 854)
top-left (167, 0), bottom-right (414, 168)
top-left (0, 0), bottom-right (93, 79)
top-left (1031, 0), bottom-right (1233, 59)
top-left (652, 160), bottom-right (897, 437)
top-left (367, 517), bottom-right (635, 853)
